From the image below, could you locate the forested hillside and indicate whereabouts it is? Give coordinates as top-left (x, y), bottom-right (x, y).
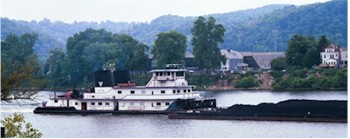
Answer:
top-left (1, 0), bottom-right (347, 64)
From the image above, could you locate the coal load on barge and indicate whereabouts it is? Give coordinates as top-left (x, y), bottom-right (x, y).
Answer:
top-left (168, 99), bottom-right (347, 123)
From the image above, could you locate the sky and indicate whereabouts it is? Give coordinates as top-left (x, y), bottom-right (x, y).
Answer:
top-left (2, 0), bottom-right (330, 23)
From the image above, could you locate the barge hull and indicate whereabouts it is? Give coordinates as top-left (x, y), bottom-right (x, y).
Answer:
top-left (168, 113), bottom-right (347, 123)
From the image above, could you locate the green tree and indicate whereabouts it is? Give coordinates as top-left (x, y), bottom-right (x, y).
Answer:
top-left (66, 28), bottom-right (113, 89)
top-left (191, 16), bottom-right (226, 71)
top-left (1, 113), bottom-right (42, 138)
top-left (44, 48), bottom-right (70, 88)
top-left (112, 34), bottom-right (139, 69)
top-left (286, 35), bottom-right (316, 68)
top-left (1, 33), bottom-right (43, 100)
top-left (129, 44), bottom-right (150, 72)
top-left (271, 57), bottom-right (286, 71)
top-left (152, 31), bottom-right (187, 67)
top-left (83, 42), bottom-right (121, 71)
top-left (317, 35), bottom-right (330, 52)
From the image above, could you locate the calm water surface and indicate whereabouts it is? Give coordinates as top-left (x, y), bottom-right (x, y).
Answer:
top-left (1, 90), bottom-right (347, 138)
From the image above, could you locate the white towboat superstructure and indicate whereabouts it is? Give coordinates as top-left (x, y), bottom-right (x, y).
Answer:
top-left (36, 64), bottom-right (206, 113)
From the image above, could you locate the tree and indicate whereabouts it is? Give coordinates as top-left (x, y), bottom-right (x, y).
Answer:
top-left (1, 33), bottom-right (43, 100)
top-left (66, 28), bottom-right (113, 89)
top-left (271, 57), bottom-right (287, 71)
top-left (1, 113), bottom-right (42, 138)
top-left (112, 34), bottom-right (139, 70)
top-left (285, 35), bottom-right (316, 68)
top-left (317, 35), bottom-right (330, 52)
top-left (191, 16), bottom-right (226, 71)
top-left (152, 31), bottom-right (187, 67)
top-left (65, 29), bottom-right (149, 88)
top-left (44, 48), bottom-right (70, 88)
top-left (129, 44), bottom-right (150, 72)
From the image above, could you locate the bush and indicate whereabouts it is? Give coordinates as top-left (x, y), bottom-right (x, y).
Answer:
top-left (270, 71), bottom-right (284, 78)
top-left (187, 74), bottom-right (220, 88)
top-left (271, 57), bottom-right (287, 71)
top-left (235, 76), bottom-right (258, 88)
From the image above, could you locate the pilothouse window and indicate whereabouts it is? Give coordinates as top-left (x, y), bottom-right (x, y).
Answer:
top-left (176, 71), bottom-right (184, 76)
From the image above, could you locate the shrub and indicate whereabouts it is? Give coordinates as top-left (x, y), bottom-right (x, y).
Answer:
top-left (235, 76), bottom-right (258, 88)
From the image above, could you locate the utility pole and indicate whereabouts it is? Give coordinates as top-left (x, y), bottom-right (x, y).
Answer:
top-left (272, 30), bottom-right (279, 52)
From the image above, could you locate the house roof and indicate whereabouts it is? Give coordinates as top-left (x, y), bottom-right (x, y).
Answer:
top-left (220, 49), bottom-right (243, 59)
top-left (240, 52), bottom-right (285, 70)
top-left (325, 44), bottom-right (341, 52)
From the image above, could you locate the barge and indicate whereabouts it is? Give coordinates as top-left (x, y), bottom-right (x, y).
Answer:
top-left (168, 99), bottom-right (347, 123)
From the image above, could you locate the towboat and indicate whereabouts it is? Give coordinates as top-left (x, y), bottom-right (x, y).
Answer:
top-left (34, 64), bottom-right (216, 114)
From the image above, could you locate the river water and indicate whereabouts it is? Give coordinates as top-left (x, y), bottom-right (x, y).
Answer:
top-left (1, 90), bottom-right (347, 138)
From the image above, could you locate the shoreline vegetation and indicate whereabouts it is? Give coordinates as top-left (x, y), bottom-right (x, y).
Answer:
top-left (15, 69), bottom-right (347, 92)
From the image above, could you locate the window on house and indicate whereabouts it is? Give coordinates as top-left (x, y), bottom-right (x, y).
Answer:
top-left (161, 90), bottom-right (165, 94)
top-left (91, 102), bottom-right (95, 105)
top-left (167, 72), bottom-right (171, 76)
top-left (130, 90), bottom-right (135, 94)
top-left (106, 102), bottom-right (110, 106)
top-left (160, 72), bottom-right (163, 76)
top-left (98, 102), bottom-right (102, 105)
top-left (75, 102), bottom-right (78, 105)
top-left (118, 91), bottom-right (122, 94)
top-left (156, 72), bottom-right (159, 76)
top-left (165, 102), bottom-right (170, 106)
top-left (156, 102), bottom-right (161, 106)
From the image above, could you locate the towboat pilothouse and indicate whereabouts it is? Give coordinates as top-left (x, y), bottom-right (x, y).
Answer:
top-left (34, 64), bottom-right (216, 114)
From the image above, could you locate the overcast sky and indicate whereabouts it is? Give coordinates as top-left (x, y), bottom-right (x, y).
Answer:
top-left (2, 0), bottom-right (330, 23)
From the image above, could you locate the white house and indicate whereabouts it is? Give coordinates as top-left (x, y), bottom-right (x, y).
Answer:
top-left (320, 44), bottom-right (340, 68)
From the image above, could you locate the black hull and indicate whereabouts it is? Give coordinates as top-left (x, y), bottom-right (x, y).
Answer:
top-left (168, 113), bottom-right (347, 123)
top-left (34, 107), bottom-right (169, 115)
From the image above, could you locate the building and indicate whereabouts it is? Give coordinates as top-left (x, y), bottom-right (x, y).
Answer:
top-left (320, 44), bottom-right (341, 68)
top-left (240, 52), bottom-right (285, 71)
top-left (340, 47), bottom-right (347, 68)
top-left (220, 49), bottom-right (246, 73)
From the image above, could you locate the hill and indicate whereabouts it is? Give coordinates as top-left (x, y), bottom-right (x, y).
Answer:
top-left (1, 0), bottom-right (347, 64)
